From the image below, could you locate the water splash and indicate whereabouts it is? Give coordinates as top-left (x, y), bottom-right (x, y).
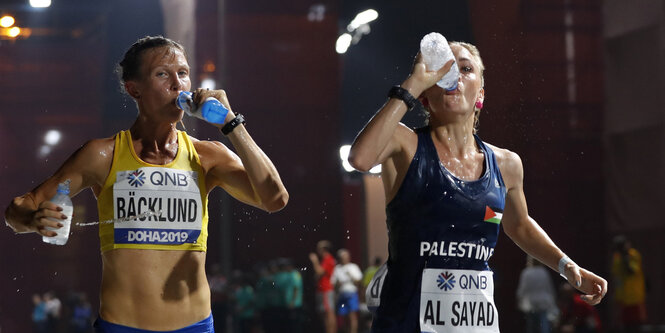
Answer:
top-left (75, 210), bottom-right (162, 226)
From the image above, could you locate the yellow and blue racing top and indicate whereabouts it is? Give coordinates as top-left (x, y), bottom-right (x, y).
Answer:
top-left (97, 130), bottom-right (209, 252)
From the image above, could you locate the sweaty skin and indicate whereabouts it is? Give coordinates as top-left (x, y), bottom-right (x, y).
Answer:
top-left (349, 44), bottom-right (607, 307)
top-left (5, 45), bottom-right (288, 329)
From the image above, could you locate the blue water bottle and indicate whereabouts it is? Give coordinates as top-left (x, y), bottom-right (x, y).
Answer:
top-left (176, 91), bottom-right (229, 125)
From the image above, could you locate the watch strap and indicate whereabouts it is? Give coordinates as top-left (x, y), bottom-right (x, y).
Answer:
top-left (221, 114), bottom-right (246, 135)
top-left (388, 85), bottom-right (418, 110)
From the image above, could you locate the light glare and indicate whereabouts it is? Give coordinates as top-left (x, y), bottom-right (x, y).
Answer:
top-left (339, 145), bottom-right (350, 160)
top-left (44, 130), bottom-right (61, 145)
top-left (38, 145), bottom-right (51, 158)
top-left (0, 16), bottom-right (15, 28)
top-left (348, 9), bottom-right (378, 31)
top-left (201, 78), bottom-right (216, 90)
top-left (336, 33), bottom-right (352, 54)
top-left (7, 26), bottom-right (20, 38)
top-left (339, 145), bottom-right (355, 172)
top-left (29, 0), bottom-right (51, 8)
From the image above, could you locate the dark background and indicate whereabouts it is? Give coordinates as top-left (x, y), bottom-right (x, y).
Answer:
top-left (1, 0), bottom-right (663, 332)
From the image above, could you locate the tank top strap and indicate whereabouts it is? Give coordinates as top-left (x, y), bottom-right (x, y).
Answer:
top-left (414, 126), bottom-right (438, 162)
top-left (473, 134), bottom-right (506, 189)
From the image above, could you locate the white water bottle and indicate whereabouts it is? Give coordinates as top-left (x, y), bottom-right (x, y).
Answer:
top-left (42, 180), bottom-right (73, 245)
top-left (420, 32), bottom-right (460, 91)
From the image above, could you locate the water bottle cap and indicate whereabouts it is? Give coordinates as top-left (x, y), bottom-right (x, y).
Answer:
top-left (445, 81), bottom-right (458, 91)
top-left (176, 91), bottom-right (193, 112)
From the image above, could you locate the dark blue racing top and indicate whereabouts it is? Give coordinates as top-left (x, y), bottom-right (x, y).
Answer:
top-left (371, 127), bottom-right (506, 332)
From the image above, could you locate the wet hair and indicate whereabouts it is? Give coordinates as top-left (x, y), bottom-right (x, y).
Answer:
top-left (422, 41), bottom-right (485, 133)
top-left (115, 35), bottom-right (186, 93)
top-left (451, 41), bottom-right (485, 88)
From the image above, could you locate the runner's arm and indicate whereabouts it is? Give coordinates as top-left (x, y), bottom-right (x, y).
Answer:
top-left (498, 149), bottom-right (607, 305)
top-left (5, 139), bottom-right (112, 235)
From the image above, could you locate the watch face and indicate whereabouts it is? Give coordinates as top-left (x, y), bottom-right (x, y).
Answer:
top-left (222, 114), bottom-right (245, 135)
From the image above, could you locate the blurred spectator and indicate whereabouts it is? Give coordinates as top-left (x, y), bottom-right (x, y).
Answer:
top-left (69, 293), bottom-right (93, 333)
top-left (331, 249), bottom-right (363, 333)
top-left (612, 235), bottom-right (647, 333)
top-left (557, 283), bottom-right (602, 333)
top-left (309, 240), bottom-right (337, 333)
top-left (43, 291), bottom-right (61, 332)
top-left (231, 271), bottom-right (256, 333)
top-left (516, 255), bottom-right (558, 333)
top-left (208, 263), bottom-right (229, 333)
top-left (257, 260), bottom-right (283, 333)
top-left (362, 257), bottom-right (382, 293)
top-left (69, 293), bottom-right (92, 333)
top-left (31, 294), bottom-right (47, 333)
top-left (282, 258), bottom-right (304, 333)
top-left (255, 263), bottom-right (271, 332)
top-left (271, 260), bottom-right (291, 333)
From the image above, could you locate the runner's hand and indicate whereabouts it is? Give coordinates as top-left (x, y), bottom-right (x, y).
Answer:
top-left (563, 264), bottom-right (608, 305)
top-left (31, 201), bottom-right (65, 237)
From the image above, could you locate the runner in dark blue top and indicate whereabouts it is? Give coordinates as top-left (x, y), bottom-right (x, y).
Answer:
top-left (349, 40), bottom-right (607, 333)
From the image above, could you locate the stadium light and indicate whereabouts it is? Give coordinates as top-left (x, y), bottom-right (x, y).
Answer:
top-left (0, 15), bottom-right (15, 28)
top-left (30, 0), bottom-right (51, 8)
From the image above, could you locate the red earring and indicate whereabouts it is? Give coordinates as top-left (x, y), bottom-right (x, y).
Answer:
top-left (475, 100), bottom-right (483, 109)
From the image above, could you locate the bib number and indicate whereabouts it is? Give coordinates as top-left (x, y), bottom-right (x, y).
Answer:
top-left (419, 269), bottom-right (499, 333)
top-left (112, 167), bottom-right (203, 245)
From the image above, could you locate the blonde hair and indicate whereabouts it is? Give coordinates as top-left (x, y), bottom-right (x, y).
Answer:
top-left (450, 41), bottom-right (485, 88)
top-left (422, 41), bottom-right (485, 133)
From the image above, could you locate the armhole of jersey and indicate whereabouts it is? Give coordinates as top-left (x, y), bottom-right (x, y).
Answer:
top-left (483, 142), bottom-right (507, 190)
top-left (101, 131), bottom-right (123, 190)
top-left (181, 131), bottom-right (203, 166)
top-left (385, 128), bottom-right (426, 207)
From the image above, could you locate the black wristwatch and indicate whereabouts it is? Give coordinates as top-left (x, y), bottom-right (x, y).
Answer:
top-left (388, 85), bottom-right (418, 110)
top-left (221, 114), bottom-right (246, 135)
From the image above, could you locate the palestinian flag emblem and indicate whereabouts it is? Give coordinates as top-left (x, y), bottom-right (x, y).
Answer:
top-left (484, 206), bottom-right (503, 224)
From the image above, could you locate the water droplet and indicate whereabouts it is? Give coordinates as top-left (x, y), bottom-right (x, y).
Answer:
top-left (12, 277), bottom-right (17, 281)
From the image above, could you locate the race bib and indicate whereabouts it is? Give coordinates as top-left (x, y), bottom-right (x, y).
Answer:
top-left (112, 167), bottom-right (203, 245)
top-left (366, 262), bottom-right (388, 314)
top-left (420, 269), bottom-right (499, 333)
